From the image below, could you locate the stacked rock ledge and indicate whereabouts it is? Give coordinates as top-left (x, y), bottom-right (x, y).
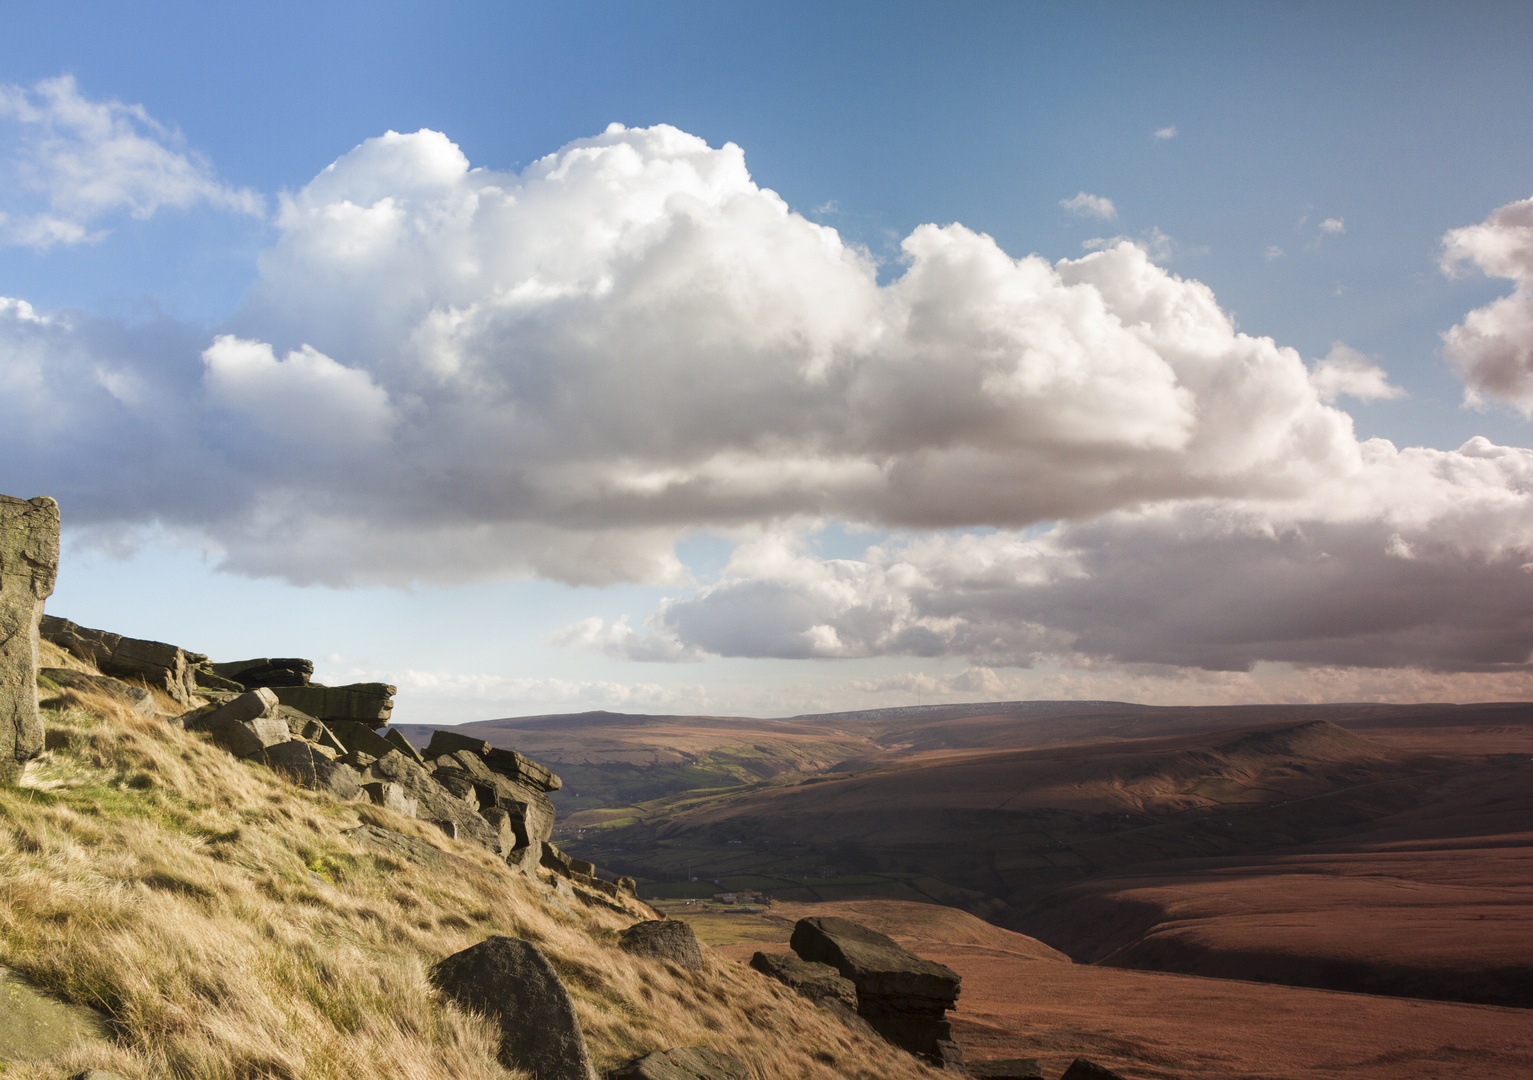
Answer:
top-left (790, 915), bottom-right (965, 1070)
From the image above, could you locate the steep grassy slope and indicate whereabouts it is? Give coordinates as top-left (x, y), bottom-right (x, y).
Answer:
top-left (0, 658), bottom-right (940, 1080)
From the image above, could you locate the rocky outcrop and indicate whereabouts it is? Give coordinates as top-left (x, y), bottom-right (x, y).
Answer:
top-left (608, 1047), bottom-right (749, 1080)
top-left (39, 668), bottom-right (154, 715)
top-left (260, 740), bottom-right (362, 798)
top-left (183, 689), bottom-right (290, 758)
top-left (749, 952), bottom-right (857, 1010)
top-left (210, 657), bottom-right (314, 688)
top-left (40, 615), bottom-right (204, 707)
top-left (619, 919), bottom-right (705, 970)
top-left (790, 916), bottom-right (964, 1070)
top-left (431, 936), bottom-right (597, 1080)
top-left (272, 682), bottom-right (396, 727)
top-left (425, 728), bottom-right (562, 790)
top-left (0, 495), bottom-right (58, 784)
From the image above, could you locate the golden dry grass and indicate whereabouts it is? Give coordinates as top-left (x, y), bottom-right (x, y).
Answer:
top-left (1, 675), bottom-right (940, 1080)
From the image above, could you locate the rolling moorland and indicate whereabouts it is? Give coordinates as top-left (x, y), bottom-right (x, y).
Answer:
top-left (395, 699), bottom-right (1533, 1075)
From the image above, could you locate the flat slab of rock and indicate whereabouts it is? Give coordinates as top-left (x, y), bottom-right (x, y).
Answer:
top-left (619, 919), bottom-right (705, 969)
top-left (0, 495), bottom-right (58, 784)
top-left (273, 682), bottom-right (395, 726)
top-left (431, 936), bottom-right (596, 1080)
top-left (40, 614), bottom-right (201, 706)
top-left (39, 668), bottom-right (153, 715)
top-left (749, 951), bottom-right (857, 1009)
top-left (609, 1047), bottom-right (749, 1080)
top-left (210, 657), bottom-right (313, 688)
top-left (0, 965), bottom-right (111, 1063)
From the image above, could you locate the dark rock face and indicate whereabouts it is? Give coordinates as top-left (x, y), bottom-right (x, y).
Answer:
top-left (619, 919), bottom-right (706, 970)
top-left (424, 728), bottom-right (562, 791)
top-left (430, 936), bottom-right (597, 1080)
top-left (210, 657), bottom-right (314, 688)
top-left (968, 1059), bottom-right (1046, 1079)
top-left (1059, 1059), bottom-right (1129, 1080)
top-left (749, 952), bottom-right (858, 1009)
top-left (40, 614), bottom-right (202, 706)
top-left (1, 499), bottom-right (63, 781)
top-left (790, 916), bottom-right (964, 1070)
top-left (608, 1047), bottom-right (749, 1080)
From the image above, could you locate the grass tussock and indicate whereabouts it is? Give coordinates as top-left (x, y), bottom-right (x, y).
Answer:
top-left (1, 674), bottom-right (940, 1080)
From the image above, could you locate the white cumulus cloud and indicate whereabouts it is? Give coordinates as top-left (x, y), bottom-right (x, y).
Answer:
top-left (1310, 342), bottom-right (1404, 403)
top-left (0, 74), bottom-right (260, 248)
top-left (1059, 191), bottom-right (1117, 219)
top-left (1441, 194), bottom-right (1533, 414)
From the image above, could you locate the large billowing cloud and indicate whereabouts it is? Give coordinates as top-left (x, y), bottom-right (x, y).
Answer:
top-left (0, 76), bottom-right (260, 247)
top-left (6, 120), bottom-right (1533, 675)
top-left (575, 434), bottom-right (1533, 673)
top-left (1442, 194), bottom-right (1533, 413)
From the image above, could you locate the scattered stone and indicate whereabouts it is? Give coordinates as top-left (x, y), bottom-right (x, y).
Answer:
top-left (608, 1047), bottom-right (749, 1080)
top-left (38, 667), bottom-right (154, 715)
top-left (749, 952), bottom-right (858, 1010)
top-left (791, 916), bottom-right (963, 1070)
top-left (272, 682), bottom-right (395, 726)
top-left (40, 614), bottom-right (203, 706)
top-left (969, 1059), bottom-right (1046, 1079)
top-left (430, 936), bottom-right (597, 1080)
top-left (184, 688), bottom-right (289, 758)
top-left (0, 964), bottom-right (110, 1063)
top-left (1058, 1060), bottom-right (1129, 1080)
top-left (210, 657), bottom-right (314, 688)
top-left (327, 718), bottom-right (398, 759)
top-left (0, 495), bottom-right (58, 785)
top-left (362, 780), bottom-right (418, 818)
top-left (260, 740), bottom-right (362, 798)
top-left (619, 919), bottom-right (705, 970)
top-left (383, 726), bottom-right (424, 763)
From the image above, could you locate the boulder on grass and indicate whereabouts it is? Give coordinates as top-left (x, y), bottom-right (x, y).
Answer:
top-left (184, 688), bottom-right (289, 758)
top-left (749, 952), bottom-right (857, 1009)
top-left (430, 936), bottom-right (597, 1080)
top-left (608, 1047), bottom-right (749, 1080)
top-left (618, 920), bottom-right (705, 970)
top-left (260, 740), bottom-right (362, 799)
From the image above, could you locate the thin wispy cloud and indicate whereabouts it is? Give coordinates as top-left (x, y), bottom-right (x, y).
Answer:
top-left (1320, 217), bottom-right (1346, 234)
top-left (1154, 125), bottom-right (1177, 140)
top-left (0, 75), bottom-right (261, 248)
top-left (1059, 191), bottom-right (1117, 219)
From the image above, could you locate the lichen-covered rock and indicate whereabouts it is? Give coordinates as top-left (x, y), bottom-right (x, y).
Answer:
top-left (609, 1047), bottom-right (749, 1080)
top-left (619, 919), bottom-right (705, 970)
top-left (0, 963), bottom-right (110, 1063)
top-left (431, 936), bottom-right (597, 1080)
top-left (0, 495), bottom-right (58, 783)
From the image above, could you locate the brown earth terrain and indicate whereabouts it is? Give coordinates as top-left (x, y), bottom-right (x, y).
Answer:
top-left (664, 897), bottom-right (1533, 1080)
top-left (419, 700), bottom-right (1533, 1066)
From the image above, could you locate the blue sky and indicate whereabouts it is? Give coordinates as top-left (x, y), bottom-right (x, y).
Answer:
top-left (4, 2), bottom-right (1533, 722)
